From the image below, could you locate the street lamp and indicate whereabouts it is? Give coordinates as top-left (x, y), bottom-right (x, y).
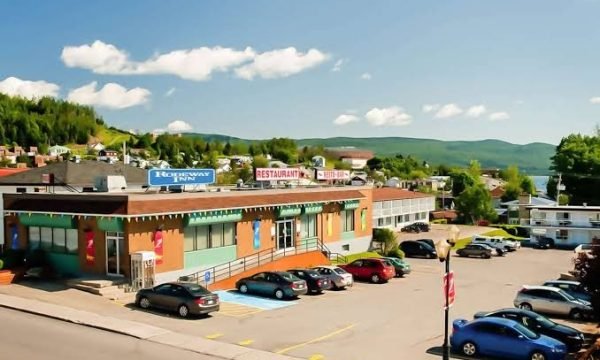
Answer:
top-left (435, 225), bottom-right (460, 360)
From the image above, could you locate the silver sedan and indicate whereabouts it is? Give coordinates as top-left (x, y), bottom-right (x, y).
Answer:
top-left (312, 265), bottom-right (354, 290)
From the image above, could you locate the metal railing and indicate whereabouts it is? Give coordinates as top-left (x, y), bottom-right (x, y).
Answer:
top-left (179, 238), bottom-right (332, 285)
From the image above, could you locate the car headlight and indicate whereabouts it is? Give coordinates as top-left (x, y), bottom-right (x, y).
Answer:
top-left (551, 347), bottom-right (565, 353)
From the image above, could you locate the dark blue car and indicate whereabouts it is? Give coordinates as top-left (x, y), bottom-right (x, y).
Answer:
top-left (450, 317), bottom-right (567, 360)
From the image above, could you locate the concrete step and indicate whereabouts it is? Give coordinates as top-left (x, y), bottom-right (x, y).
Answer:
top-left (69, 283), bottom-right (126, 300)
top-left (67, 278), bottom-right (126, 289)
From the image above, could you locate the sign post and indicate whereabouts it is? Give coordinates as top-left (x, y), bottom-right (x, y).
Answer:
top-left (204, 271), bottom-right (211, 289)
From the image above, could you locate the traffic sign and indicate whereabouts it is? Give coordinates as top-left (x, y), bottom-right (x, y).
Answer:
top-left (443, 271), bottom-right (455, 308)
top-left (204, 271), bottom-right (211, 283)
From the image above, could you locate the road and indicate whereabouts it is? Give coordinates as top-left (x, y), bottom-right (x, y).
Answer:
top-left (0, 308), bottom-right (218, 360)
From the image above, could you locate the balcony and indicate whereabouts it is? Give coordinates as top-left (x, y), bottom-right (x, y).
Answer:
top-left (590, 219), bottom-right (600, 228)
top-left (523, 218), bottom-right (600, 230)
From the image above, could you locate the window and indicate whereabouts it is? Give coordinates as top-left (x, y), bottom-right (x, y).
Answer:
top-left (342, 244), bottom-right (350, 251)
top-left (28, 227), bottom-right (78, 254)
top-left (184, 223), bottom-right (236, 252)
top-left (341, 210), bottom-right (355, 232)
top-left (378, 218), bottom-right (385, 227)
top-left (557, 230), bottom-right (568, 240)
top-left (301, 214), bottom-right (317, 238)
top-left (404, 214), bottom-right (410, 222)
top-left (556, 212), bottom-right (570, 220)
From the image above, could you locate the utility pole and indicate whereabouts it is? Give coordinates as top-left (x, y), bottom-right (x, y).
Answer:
top-left (556, 173), bottom-right (562, 206)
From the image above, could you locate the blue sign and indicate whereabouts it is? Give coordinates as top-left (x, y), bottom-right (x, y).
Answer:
top-left (204, 271), bottom-right (211, 283)
top-left (148, 169), bottom-right (215, 186)
top-left (253, 220), bottom-right (261, 250)
top-left (10, 225), bottom-right (19, 250)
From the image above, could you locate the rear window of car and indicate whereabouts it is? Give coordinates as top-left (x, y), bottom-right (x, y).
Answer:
top-left (183, 284), bottom-right (210, 295)
top-left (278, 272), bottom-right (300, 282)
top-left (334, 268), bottom-right (347, 274)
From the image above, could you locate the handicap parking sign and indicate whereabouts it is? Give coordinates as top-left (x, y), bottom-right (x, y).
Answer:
top-left (204, 271), bottom-right (211, 283)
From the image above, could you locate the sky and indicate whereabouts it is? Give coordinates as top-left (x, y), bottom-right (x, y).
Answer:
top-left (2, 0), bottom-right (600, 145)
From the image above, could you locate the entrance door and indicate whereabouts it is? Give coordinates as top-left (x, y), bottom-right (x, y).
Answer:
top-left (106, 232), bottom-right (124, 276)
top-left (276, 219), bottom-right (294, 249)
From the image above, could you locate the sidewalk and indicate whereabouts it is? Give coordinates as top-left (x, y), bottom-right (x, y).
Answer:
top-left (0, 293), bottom-right (301, 360)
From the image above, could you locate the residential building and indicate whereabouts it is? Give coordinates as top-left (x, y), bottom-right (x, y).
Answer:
top-left (326, 148), bottom-right (374, 170)
top-left (372, 188), bottom-right (435, 229)
top-left (88, 142), bottom-right (105, 152)
top-left (48, 145), bottom-right (71, 157)
top-left (525, 205), bottom-right (600, 248)
top-left (503, 194), bottom-right (556, 225)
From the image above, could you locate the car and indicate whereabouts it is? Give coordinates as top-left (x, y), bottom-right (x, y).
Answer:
top-left (312, 265), bottom-right (354, 290)
top-left (413, 222), bottom-right (430, 232)
top-left (135, 282), bottom-right (219, 318)
top-left (450, 317), bottom-right (567, 360)
top-left (339, 258), bottom-right (395, 283)
top-left (416, 239), bottom-right (435, 249)
top-left (456, 244), bottom-right (492, 259)
top-left (235, 271), bottom-right (308, 300)
top-left (287, 268), bottom-right (332, 294)
top-left (380, 256), bottom-right (411, 277)
top-left (514, 285), bottom-right (593, 320)
top-left (474, 308), bottom-right (585, 353)
top-left (531, 237), bottom-right (553, 250)
top-left (401, 224), bottom-right (421, 233)
top-left (574, 243), bottom-right (598, 259)
top-left (497, 236), bottom-right (522, 249)
top-left (400, 240), bottom-right (437, 259)
top-left (472, 235), bottom-right (518, 252)
top-left (478, 242), bottom-right (506, 256)
top-left (542, 280), bottom-right (591, 302)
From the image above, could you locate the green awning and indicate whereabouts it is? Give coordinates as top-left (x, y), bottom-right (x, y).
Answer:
top-left (185, 210), bottom-right (243, 226)
top-left (303, 204), bottom-right (323, 215)
top-left (342, 200), bottom-right (360, 210)
top-left (18, 214), bottom-right (76, 229)
top-left (97, 218), bottom-right (124, 232)
top-left (277, 205), bottom-right (302, 218)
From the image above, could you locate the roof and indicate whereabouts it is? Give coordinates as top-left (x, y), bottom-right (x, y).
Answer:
top-left (503, 197), bottom-right (556, 206)
top-left (529, 205), bottom-right (600, 211)
top-left (490, 187), bottom-right (505, 199)
top-left (326, 148), bottom-right (374, 160)
top-left (373, 187), bottom-right (433, 202)
top-left (431, 210), bottom-right (458, 220)
top-left (0, 168), bottom-right (29, 178)
top-left (0, 160), bottom-right (148, 186)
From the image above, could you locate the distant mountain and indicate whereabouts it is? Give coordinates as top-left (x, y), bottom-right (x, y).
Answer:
top-left (185, 133), bottom-right (555, 174)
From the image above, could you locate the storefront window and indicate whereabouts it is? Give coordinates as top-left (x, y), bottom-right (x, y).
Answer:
top-left (52, 228), bottom-right (66, 251)
top-left (196, 226), bottom-right (209, 250)
top-left (301, 214), bottom-right (317, 238)
top-left (341, 210), bottom-right (355, 232)
top-left (40, 227), bottom-right (53, 250)
top-left (184, 223), bottom-right (235, 251)
top-left (66, 229), bottom-right (78, 254)
top-left (223, 223), bottom-right (235, 246)
top-left (29, 226), bottom-right (78, 253)
top-left (29, 227), bottom-right (41, 249)
top-left (184, 227), bottom-right (195, 252)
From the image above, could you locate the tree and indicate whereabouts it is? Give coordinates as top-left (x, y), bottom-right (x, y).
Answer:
top-left (366, 157), bottom-right (384, 170)
top-left (333, 160), bottom-right (352, 170)
top-left (574, 238), bottom-right (600, 319)
top-left (546, 176), bottom-right (557, 199)
top-left (450, 170), bottom-right (476, 197)
top-left (252, 155), bottom-right (269, 168)
top-left (455, 184), bottom-right (498, 224)
top-left (468, 160), bottom-right (482, 179)
top-left (223, 142), bottom-right (232, 156)
top-left (372, 228), bottom-right (398, 255)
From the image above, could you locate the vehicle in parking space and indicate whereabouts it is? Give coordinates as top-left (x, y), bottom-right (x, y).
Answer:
top-left (413, 222), bottom-right (430, 232)
top-left (450, 317), bottom-right (567, 360)
top-left (401, 223), bottom-right (422, 233)
top-left (416, 239), bottom-right (435, 249)
top-left (574, 243), bottom-right (598, 259)
top-left (312, 265), bottom-right (354, 290)
top-left (235, 271), bottom-right (308, 300)
top-left (287, 269), bottom-right (332, 294)
top-left (380, 256), bottom-right (411, 277)
top-left (135, 282), bottom-right (219, 318)
top-left (531, 237), bottom-right (553, 250)
top-left (472, 235), bottom-right (518, 252)
top-left (478, 243), bottom-right (506, 256)
top-left (474, 308), bottom-right (585, 353)
top-left (340, 258), bottom-right (395, 283)
top-left (514, 285), bottom-right (593, 320)
top-left (542, 280), bottom-right (591, 302)
top-left (498, 236), bottom-right (522, 249)
top-left (456, 244), bottom-right (492, 259)
top-left (400, 240), bottom-right (437, 259)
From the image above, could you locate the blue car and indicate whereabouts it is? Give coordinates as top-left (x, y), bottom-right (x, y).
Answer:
top-left (450, 317), bottom-right (567, 360)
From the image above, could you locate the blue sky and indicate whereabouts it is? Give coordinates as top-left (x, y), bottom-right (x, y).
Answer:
top-left (2, 0), bottom-right (600, 145)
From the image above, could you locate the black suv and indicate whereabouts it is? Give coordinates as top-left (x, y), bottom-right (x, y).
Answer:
top-left (400, 240), bottom-right (437, 259)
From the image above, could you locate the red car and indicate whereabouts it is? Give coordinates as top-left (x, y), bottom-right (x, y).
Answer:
top-left (340, 258), bottom-right (395, 283)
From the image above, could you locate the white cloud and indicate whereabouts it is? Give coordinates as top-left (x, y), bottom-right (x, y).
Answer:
top-left (489, 112), bottom-right (510, 121)
top-left (0, 76), bottom-right (60, 99)
top-left (235, 47), bottom-right (328, 80)
top-left (333, 114), bottom-right (360, 126)
top-left (360, 72), bottom-right (372, 80)
top-left (422, 104), bottom-right (439, 113)
top-left (167, 120), bottom-right (193, 133)
top-left (332, 59), bottom-right (346, 72)
top-left (465, 105), bottom-right (487, 118)
top-left (365, 106), bottom-right (412, 127)
top-left (434, 103), bottom-right (463, 119)
top-left (514, 100), bottom-right (525, 105)
top-left (590, 97), bottom-right (600, 104)
top-left (165, 87), bottom-right (176, 97)
top-left (67, 81), bottom-right (150, 109)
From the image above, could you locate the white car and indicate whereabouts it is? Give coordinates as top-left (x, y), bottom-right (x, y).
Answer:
top-left (472, 235), bottom-right (518, 252)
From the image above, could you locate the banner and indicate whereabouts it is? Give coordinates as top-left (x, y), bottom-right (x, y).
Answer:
top-left (255, 168), bottom-right (300, 181)
top-left (327, 214), bottom-right (333, 237)
top-left (85, 230), bottom-right (95, 265)
top-left (361, 209), bottom-right (367, 231)
top-left (154, 230), bottom-right (164, 265)
top-left (10, 225), bottom-right (19, 250)
top-left (252, 220), bottom-right (261, 250)
top-left (316, 170), bottom-right (351, 181)
top-left (443, 271), bottom-right (456, 308)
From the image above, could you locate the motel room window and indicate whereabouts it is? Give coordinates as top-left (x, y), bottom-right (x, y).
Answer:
top-left (184, 223), bottom-right (236, 251)
top-left (29, 227), bottom-right (78, 254)
top-left (341, 210), bottom-right (355, 232)
top-left (301, 214), bottom-right (317, 238)
top-left (557, 230), bottom-right (569, 240)
top-left (211, 224), bottom-right (224, 248)
top-left (223, 223), bottom-right (236, 246)
top-left (378, 218), bottom-right (385, 227)
top-left (404, 214), bottom-right (410, 222)
top-left (196, 226), bottom-right (210, 250)
top-left (556, 212), bottom-right (570, 220)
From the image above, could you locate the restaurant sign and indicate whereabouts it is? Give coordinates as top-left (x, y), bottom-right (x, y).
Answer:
top-left (148, 169), bottom-right (216, 186)
top-left (255, 168), bottom-right (300, 181)
top-left (316, 170), bottom-right (350, 181)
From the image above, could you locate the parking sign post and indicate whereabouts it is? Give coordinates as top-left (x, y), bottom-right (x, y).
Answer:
top-left (204, 271), bottom-right (211, 289)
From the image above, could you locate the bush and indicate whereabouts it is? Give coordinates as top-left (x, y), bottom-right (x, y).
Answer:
top-left (431, 219), bottom-right (447, 224)
top-left (386, 246), bottom-right (405, 259)
top-left (372, 228), bottom-right (398, 255)
top-left (0, 259), bottom-right (3, 270)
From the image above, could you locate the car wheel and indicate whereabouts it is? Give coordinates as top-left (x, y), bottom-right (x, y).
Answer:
top-left (530, 351), bottom-right (546, 360)
top-left (239, 284), bottom-right (248, 294)
top-left (484, 254), bottom-right (491, 259)
top-left (178, 304), bottom-right (190, 318)
top-left (570, 309), bottom-right (583, 320)
top-left (138, 296), bottom-right (151, 309)
top-left (371, 274), bottom-right (380, 283)
top-left (519, 303), bottom-right (533, 311)
top-left (462, 341), bottom-right (477, 357)
top-left (331, 282), bottom-right (338, 290)
top-left (274, 289), bottom-right (285, 300)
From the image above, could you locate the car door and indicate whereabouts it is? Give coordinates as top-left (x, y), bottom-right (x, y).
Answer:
top-left (247, 273), bottom-right (267, 294)
top-left (169, 285), bottom-right (191, 311)
top-left (263, 273), bottom-right (279, 294)
top-left (471, 323), bottom-right (501, 356)
top-left (347, 260), bottom-right (363, 278)
top-left (151, 284), bottom-right (175, 310)
top-left (552, 291), bottom-right (576, 315)
top-left (527, 289), bottom-right (552, 313)
top-left (499, 327), bottom-right (529, 358)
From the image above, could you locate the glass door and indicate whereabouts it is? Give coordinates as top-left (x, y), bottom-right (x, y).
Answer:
top-left (276, 219), bottom-right (295, 250)
top-left (106, 232), bottom-right (124, 276)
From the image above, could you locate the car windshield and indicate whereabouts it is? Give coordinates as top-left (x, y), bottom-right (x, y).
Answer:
top-left (535, 315), bottom-right (556, 328)
top-left (182, 284), bottom-right (210, 295)
top-left (334, 268), bottom-right (347, 274)
top-left (514, 323), bottom-right (539, 339)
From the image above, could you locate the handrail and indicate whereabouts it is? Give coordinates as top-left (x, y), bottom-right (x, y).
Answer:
top-left (178, 237), bottom-right (330, 285)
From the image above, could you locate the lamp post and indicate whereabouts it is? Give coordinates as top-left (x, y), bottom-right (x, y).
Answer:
top-left (435, 225), bottom-right (460, 360)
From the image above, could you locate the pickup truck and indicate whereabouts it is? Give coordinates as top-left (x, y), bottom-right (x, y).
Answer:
top-left (472, 235), bottom-right (519, 252)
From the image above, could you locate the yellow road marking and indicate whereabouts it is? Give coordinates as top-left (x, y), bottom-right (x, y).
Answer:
top-left (205, 333), bottom-right (224, 340)
top-left (238, 339), bottom-right (254, 346)
top-left (275, 324), bottom-right (356, 355)
top-left (308, 354), bottom-right (325, 360)
top-left (217, 302), bottom-right (264, 317)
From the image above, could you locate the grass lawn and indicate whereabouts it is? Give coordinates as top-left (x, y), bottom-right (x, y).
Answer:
top-left (332, 251), bottom-right (381, 265)
top-left (453, 229), bottom-right (526, 250)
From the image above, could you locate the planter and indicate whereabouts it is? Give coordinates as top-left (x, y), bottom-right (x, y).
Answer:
top-left (0, 267), bottom-right (26, 285)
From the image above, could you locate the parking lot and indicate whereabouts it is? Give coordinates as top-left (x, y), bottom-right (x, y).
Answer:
top-left (0, 247), bottom-right (585, 360)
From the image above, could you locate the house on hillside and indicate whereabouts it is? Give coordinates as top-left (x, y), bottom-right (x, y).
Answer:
top-left (98, 149), bottom-right (119, 163)
top-left (326, 148), bottom-right (374, 170)
top-left (48, 145), bottom-right (71, 157)
top-left (88, 142), bottom-right (105, 152)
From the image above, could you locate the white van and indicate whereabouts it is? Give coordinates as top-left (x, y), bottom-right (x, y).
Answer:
top-left (472, 235), bottom-right (518, 251)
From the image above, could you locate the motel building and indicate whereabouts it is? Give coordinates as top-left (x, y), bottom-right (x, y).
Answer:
top-left (2, 180), bottom-right (373, 289)
top-left (372, 187), bottom-right (436, 230)
top-left (525, 205), bottom-right (600, 248)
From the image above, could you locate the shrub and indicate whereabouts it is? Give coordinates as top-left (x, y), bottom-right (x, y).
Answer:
top-left (372, 228), bottom-right (398, 255)
top-left (386, 246), bottom-right (405, 259)
top-left (0, 259), bottom-right (3, 270)
top-left (432, 219), bottom-right (447, 224)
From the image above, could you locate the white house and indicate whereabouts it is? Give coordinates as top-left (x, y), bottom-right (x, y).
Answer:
top-left (525, 205), bottom-right (600, 248)
top-left (372, 188), bottom-right (436, 229)
top-left (48, 145), bottom-right (71, 157)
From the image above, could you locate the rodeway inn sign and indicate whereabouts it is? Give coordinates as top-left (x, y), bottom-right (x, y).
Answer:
top-left (148, 169), bottom-right (216, 186)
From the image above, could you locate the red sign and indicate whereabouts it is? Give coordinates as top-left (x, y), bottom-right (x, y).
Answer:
top-left (255, 168), bottom-right (300, 181)
top-left (316, 170), bottom-right (351, 181)
top-left (154, 230), bottom-right (164, 265)
top-left (443, 271), bottom-right (455, 308)
top-left (85, 230), bottom-right (95, 265)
